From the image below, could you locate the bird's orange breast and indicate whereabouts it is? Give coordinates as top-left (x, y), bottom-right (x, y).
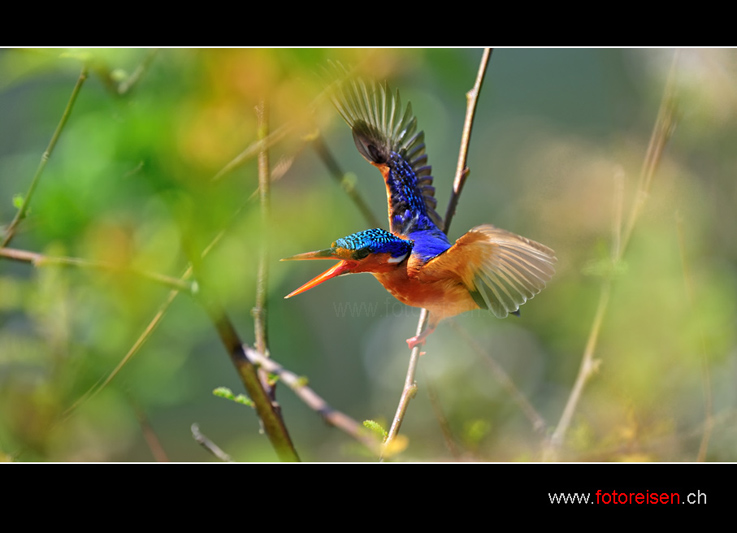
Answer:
top-left (373, 266), bottom-right (479, 323)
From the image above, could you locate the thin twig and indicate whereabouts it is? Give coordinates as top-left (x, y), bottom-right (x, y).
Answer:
top-left (253, 100), bottom-right (273, 396)
top-left (620, 57), bottom-right (679, 258)
top-left (211, 124), bottom-right (293, 183)
top-left (245, 346), bottom-right (382, 455)
top-left (383, 311), bottom-right (425, 459)
top-left (543, 50), bottom-right (680, 461)
top-left (130, 395), bottom-right (170, 462)
top-left (2, 65), bottom-right (88, 248)
top-left (117, 49), bottom-right (158, 96)
top-left (444, 48), bottom-right (493, 229)
top-left (382, 48), bottom-right (493, 458)
top-left (92, 49), bottom-right (158, 97)
top-left (0, 246), bottom-right (194, 293)
top-left (191, 423), bottom-right (232, 462)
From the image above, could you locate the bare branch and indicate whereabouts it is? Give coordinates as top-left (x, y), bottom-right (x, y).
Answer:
top-left (0, 246), bottom-right (194, 293)
top-left (192, 423), bottom-right (232, 462)
top-left (383, 48), bottom-right (493, 458)
top-left (2, 65), bottom-right (88, 248)
top-left (211, 124), bottom-right (293, 183)
top-left (130, 395), bottom-right (170, 462)
top-left (245, 346), bottom-right (383, 456)
top-left (253, 100), bottom-right (274, 398)
top-left (444, 48), bottom-right (493, 230)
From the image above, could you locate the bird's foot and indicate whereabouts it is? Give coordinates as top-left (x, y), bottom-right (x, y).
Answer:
top-left (406, 335), bottom-right (426, 350)
top-left (406, 325), bottom-right (436, 351)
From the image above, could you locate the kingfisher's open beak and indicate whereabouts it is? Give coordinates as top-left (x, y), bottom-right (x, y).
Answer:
top-left (281, 249), bottom-right (352, 299)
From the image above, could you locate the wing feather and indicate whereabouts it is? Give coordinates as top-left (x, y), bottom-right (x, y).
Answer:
top-left (325, 62), bottom-right (444, 231)
top-left (418, 225), bottom-right (557, 318)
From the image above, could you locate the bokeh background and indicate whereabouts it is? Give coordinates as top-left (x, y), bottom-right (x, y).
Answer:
top-left (1, 48), bottom-right (736, 462)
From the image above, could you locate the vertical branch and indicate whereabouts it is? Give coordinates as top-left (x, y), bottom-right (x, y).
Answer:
top-left (543, 51), bottom-right (680, 461)
top-left (444, 48), bottom-right (493, 230)
top-left (620, 56), bottom-right (679, 259)
top-left (253, 100), bottom-right (273, 391)
top-left (382, 310), bottom-right (425, 458)
top-left (382, 48), bottom-right (493, 458)
top-left (2, 65), bottom-right (89, 248)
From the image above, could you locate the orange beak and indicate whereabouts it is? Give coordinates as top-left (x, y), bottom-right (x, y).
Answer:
top-left (281, 249), bottom-right (353, 299)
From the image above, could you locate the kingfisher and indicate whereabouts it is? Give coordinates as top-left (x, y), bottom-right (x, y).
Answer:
top-left (283, 69), bottom-right (556, 349)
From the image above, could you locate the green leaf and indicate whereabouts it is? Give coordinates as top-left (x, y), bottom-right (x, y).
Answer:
top-left (363, 419), bottom-right (387, 438)
top-left (213, 386), bottom-right (235, 400)
top-left (233, 394), bottom-right (254, 407)
top-left (213, 387), bottom-right (254, 407)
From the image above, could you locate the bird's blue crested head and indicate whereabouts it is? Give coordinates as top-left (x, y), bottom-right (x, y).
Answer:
top-left (333, 228), bottom-right (413, 262)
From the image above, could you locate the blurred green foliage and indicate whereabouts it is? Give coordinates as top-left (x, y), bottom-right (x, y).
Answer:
top-left (1, 48), bottom-right (736, 462)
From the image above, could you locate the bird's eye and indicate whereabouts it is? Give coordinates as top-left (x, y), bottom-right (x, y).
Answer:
top-left (354, 248), bottom-right (370, 260)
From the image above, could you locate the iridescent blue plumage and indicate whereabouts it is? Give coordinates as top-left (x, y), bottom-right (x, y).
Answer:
top-left (382, 151), bottom-right (451, 262)
top-left (404, 227), bottom-right (451, 263)
top-left (334, 228), bottom-right (413, 259)
top-left (385, 152), bottom-right (435, 232)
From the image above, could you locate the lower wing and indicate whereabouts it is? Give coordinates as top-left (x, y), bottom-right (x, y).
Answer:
top-left (416, 225), bottom-right (557, 318)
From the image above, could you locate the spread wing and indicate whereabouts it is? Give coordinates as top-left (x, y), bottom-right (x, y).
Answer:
top-left (417, 225), bottom-right (557, 318)
top-left (327, 63), bottom-right (444, 236)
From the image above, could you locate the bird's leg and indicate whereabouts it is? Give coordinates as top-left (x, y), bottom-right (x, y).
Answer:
top-left (406, 315), bottom-right (438, 350)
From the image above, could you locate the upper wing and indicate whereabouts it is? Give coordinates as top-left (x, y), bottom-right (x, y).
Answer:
top-left (416, 225), bottom-right (557, 318)
top-left (327, 63), bottom-right (444, 236)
